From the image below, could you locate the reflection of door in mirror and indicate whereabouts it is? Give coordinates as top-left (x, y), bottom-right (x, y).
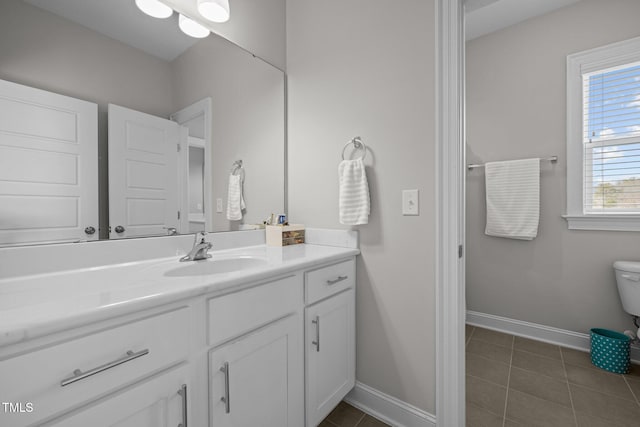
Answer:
top-left (171, 98), bottom-right (213, 233)
top-left (108, 104), bottom-right (186, 240)
top-left (0, 79), bottom-right (98, 246)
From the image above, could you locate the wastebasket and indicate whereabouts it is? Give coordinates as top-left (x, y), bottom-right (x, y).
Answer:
top-left (590, 328), bottom-right (630, 374)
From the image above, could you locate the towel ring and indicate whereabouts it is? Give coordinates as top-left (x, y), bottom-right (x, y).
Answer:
top-left (341, 137), bottom-right (367, 161)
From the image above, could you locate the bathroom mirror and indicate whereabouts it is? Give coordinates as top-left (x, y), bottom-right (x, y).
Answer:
top-left (0, 0), bottom-right (285, 246)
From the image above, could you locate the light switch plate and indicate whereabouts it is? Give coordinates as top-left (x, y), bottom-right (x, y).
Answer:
top-left (402, 189), bottom-right (419, 215)
top-left (216, 198), bottom-right (223, 213)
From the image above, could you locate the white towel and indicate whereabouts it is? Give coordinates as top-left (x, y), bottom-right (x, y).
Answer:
top-left (339, 159), bottom-right (370, 225)
top-left (226, 174), bottom-right (246, 221)
top-left (485, 158), bottom-right (540, 240)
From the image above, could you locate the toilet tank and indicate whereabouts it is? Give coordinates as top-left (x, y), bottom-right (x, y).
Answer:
top-left (614, 261), bottom-right (640, 317)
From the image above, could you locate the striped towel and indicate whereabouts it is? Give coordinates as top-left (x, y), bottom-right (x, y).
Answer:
top-left (339, 159), bottom-right (370, 225)
top-left (485, 158), bottom-right (540, 240)
top-left (226, 174), bottom-right (245, 221)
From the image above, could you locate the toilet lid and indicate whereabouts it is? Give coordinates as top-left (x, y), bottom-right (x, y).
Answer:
top-left (614, 261), bottom-right (640, 273)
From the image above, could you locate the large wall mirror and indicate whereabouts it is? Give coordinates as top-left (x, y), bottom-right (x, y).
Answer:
top-left (0, 0), bottom-right (285, 246)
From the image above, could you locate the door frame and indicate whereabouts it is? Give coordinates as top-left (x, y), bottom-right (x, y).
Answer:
top-left (435, 0), bottom-right (465, 425)
top-left (171, 98), bottom-right (213, 233)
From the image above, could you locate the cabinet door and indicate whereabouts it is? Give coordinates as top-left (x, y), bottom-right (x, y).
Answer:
top-left (209, 314), bottom-right (303, 427)
top-left (306, 289), bottom-right (356, 427)
top-left (48, 365), bottom-right (189, 427)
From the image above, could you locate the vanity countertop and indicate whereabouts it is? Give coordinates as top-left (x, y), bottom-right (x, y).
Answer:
top-left (0, 244), bottom-right (359, 348)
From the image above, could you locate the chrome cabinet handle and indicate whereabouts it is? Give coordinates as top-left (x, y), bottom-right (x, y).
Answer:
top-left (114, 225), bottom-right (125, 233)
top-left (84, 226), bottom-right (96, 235)
top-left (312, 316), bottom-right (320, 352)
top-left (178, 384), bottom-right (188, 427)
top-left (327, 275), bottom-right (348, 285)
top-left (220, 362), bottom-right (230, 414)
top-left (60, 349), bottom-right (149, 387)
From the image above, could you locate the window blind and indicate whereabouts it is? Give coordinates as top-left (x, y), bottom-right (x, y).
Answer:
top-left (583, 62), bottom-right (640, 213)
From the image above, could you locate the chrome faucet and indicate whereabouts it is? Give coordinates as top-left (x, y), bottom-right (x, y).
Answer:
top-left (180, 232), bottom-right (212, 262)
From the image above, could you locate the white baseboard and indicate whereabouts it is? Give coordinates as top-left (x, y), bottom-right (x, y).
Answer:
top-left (344, 382), bottom-right (436, 427)
top-left (466, 310), bottom-right (640, 364)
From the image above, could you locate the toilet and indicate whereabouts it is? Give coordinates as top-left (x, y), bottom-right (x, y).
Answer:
top-left (614, 261), bottom-right (640, 317)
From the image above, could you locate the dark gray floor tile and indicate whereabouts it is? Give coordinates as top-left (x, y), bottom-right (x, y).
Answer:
top-left (508, 366), bottom-right (571, 407)
top-left (514, 336), bottom-right (561, 360)
top-left (355, 415), bottom-right (390, 427)
top-left (320, 420), bottom-right (338, 427)
top-left (624, 376), bottom-right (640, 402)
top-left (466, 374), bottom-right (508, 416)
top-left (570, 383), bottom-right (640, 427)
top-left (512, 349), bottom-right (565, 380)
top-left (565, 362), bottom-right (635, 401)
top-left (505, 389), bottom-right (575, 427)
top-left (576, 412), bottom-right (626, 427)
top-left (561, 347), bottom-right (595, 370)
top-left (466, 353), bottom-right (511, 386)
top-left (467, 338), bottom-right (512, 364)
top-left (326, 401), bottom-right (366, 427)
top-left (466, 402), bottom-right (504, 427)
top-left (472, 327), bottom-right (514, 348)
top-left (504, 419), bottom-right (523, 426)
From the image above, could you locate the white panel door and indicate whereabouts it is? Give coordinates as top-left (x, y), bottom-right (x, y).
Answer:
top-left (306, 289), bottom-right (356, 427)
top-left (48, 366), bottom-right (189, 427)
top-left (209, 314), bottom-right (304, 427)
top-left (108, 104), bottom-right (183, 239)
top-left (0, 79), bottom-right (98, 245)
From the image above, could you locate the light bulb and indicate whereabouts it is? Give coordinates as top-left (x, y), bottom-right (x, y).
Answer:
top-left (197, 0), bottom-right (230, 23)
top-left (178, 14), bottom-right (210, 39)
top-left (135, 0), bottom-right (173, 19)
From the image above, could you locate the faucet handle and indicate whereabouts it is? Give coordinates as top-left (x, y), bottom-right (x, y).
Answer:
top-left (194, 231), bottom-right (207, 244)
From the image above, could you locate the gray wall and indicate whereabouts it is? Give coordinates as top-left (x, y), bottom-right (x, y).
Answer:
top-left (466, 0), bottom-right (640, 334)
top-left (171, 35), bottom-right (285, 232)
top-left (287, 0), bottom-right (436, 413)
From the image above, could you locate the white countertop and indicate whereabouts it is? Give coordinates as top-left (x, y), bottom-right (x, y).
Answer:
top-left (0, 244), bottom-right (359, 348)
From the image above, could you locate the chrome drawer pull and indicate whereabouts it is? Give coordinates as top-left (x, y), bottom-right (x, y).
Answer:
top-left (327, 275), bottom-right (348, 285)
top-left (60, 348), bottom-right (149, 387)
top-left (312, 316), bottom-right (320, 352)
top-left (178, 384), bottom-right (188, 427)
top-left (220, 362), bottom-right (230, 414)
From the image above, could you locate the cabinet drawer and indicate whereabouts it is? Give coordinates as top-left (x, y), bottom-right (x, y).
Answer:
top-left (0, 307), bottom-right (189, 427)
top-left (207, 275), bottom-right (301, 346)
top-left (305, 259), bottom-right (355, 305)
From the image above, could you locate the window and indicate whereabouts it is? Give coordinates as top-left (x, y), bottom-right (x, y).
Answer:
top-left (566, 36), bottom-right (640, 231)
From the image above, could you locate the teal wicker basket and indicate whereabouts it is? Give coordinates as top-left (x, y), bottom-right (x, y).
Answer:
top-left (590, 328), bottom-right (630, 374)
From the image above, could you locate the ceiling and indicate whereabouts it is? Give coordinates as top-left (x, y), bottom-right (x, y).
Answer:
top-left (24, 0), bottom-right (198, 61)
top-left (465, 0), bottom-right (582, 40)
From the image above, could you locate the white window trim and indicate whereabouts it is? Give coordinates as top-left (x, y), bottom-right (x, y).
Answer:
top-left (565, 35), bottom-right (640, 231)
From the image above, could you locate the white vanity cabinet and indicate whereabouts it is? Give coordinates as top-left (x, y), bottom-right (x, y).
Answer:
top-left (48, 365), bottom-right (189, 427)
top-left (209, 315), bottom-right (303, 427)
top-left (0, 251), bottom-right (357, 427)
top-left (304, 260), bottom-right (356, 427)
top-left (0, 307), bottom-right (190, 427)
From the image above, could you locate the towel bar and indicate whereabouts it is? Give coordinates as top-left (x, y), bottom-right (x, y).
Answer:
top-left (468, 156), bottom-right (557, 170)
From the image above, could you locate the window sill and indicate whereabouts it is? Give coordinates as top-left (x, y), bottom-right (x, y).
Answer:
top-left (563, 215), bottom-right (640, 231)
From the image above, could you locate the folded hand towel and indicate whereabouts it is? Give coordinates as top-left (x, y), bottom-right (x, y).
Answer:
top-left (339, 159), bottom-right (370, 225)
top-left (226, 173), bottom-right (246, 221)
top-left (485, 158), bottom-right (540, 240)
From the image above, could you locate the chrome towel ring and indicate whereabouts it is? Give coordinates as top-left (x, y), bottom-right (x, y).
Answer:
top-left (341, 136), bottom-right (367, 161)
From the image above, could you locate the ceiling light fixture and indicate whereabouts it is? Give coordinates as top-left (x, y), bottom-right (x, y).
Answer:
top-left (178, 14), bottom-right (210, 38)
top-left (197, 0), bottom-right (230, 23)
top-left (134, 0), bottom-right (173, 19)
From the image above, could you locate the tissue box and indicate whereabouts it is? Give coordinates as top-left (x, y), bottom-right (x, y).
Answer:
top-left (266, 224), bottom-right (305, 246)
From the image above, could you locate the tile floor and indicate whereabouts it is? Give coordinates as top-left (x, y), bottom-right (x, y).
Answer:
top-left (466, 325), bottom-right (640, 427)
top-left (320, 401), bottom-right (390, 427)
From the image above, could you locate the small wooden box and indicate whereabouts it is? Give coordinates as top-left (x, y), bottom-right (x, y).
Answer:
top-left (266, 224), bottom-right (305, 246)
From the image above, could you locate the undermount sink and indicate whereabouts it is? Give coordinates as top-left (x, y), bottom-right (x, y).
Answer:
top-left (164, 256), bottom-right (269, 277)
